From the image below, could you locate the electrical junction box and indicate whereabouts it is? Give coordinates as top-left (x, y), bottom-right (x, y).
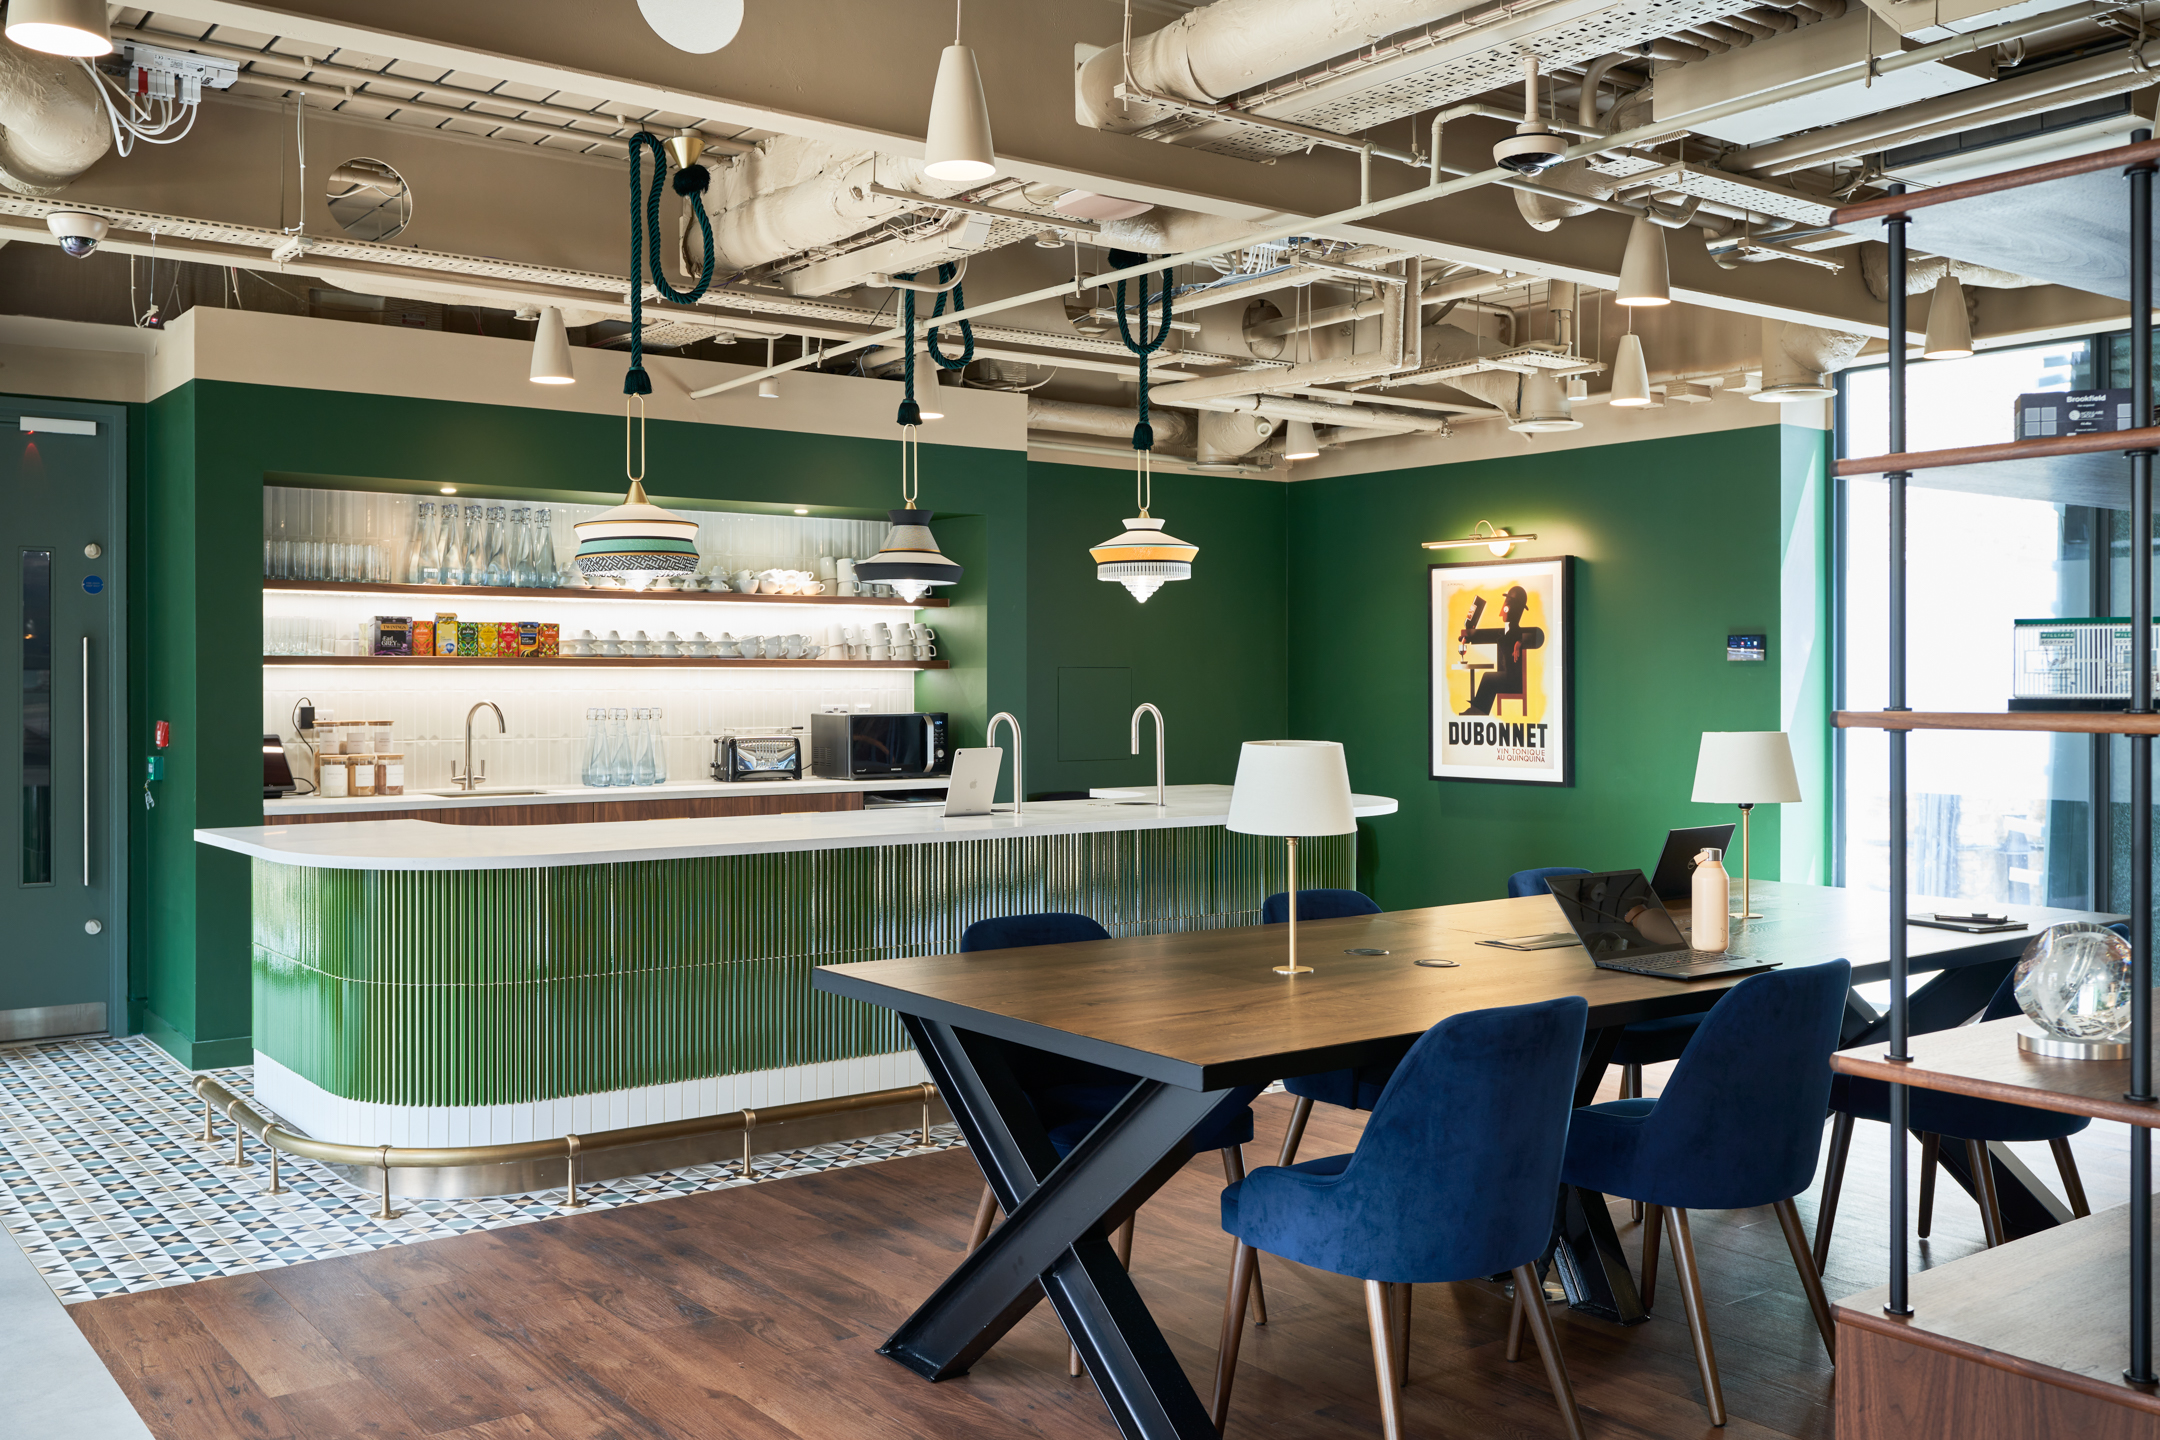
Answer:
top-left (117, 42), bottom-right (238, 104)
top-left (2016, 389), bottom-right (2133, 439)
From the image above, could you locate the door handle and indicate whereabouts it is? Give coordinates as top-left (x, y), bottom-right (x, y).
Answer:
top-left (81, 635), bottom-right (91, 887)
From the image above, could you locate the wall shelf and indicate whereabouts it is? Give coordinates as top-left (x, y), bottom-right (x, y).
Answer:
top-left (263, 655), bottom-right (945, 671)
top-left (262, 579), bottom-right (948, 608)
top-left (1833, 710), bottom-right (2160, 735)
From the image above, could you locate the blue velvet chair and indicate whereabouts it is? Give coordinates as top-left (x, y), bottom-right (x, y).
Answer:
top-left (1561, 961), bottom-right (1851, 1426)
top-left (1211, 997), bottom-right (1592, 1440)
top-left (1812, 965), bottom-right (2091, 1265)
top-left (1507, 865), bottom-right (1590, 899)
top-left (957, 912), bottom-right (1268, 1372)
top-left (1261, 889), bottom-right (1390, 1166)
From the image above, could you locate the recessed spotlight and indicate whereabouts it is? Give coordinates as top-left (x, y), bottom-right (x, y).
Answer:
top-left (440, 486), bottom-right (457, 495)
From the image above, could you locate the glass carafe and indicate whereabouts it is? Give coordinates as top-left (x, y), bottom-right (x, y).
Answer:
top-left (629, 707), bottom-right (657, 786)
top-left (431, 500), bottom-right (460, 584)
top-left (531, 508), bottom-right (560, 588)
top-left (403, 501), bottom-right (434, 584)
top-left (647, 708), bottom-right (668, 784)
top-left (506, 506), bottom-right (533, 587)
top-left (459, 504), bottom-right (487, 587)
top-left (481, 505), bottom-right (510, 587)
top-left (580, 708), bottom-right (608, 787)
top-left (608, 708), bottom-right (635, 786)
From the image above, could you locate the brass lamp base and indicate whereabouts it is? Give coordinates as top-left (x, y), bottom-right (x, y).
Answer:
top-left (1274, 964), bottom-right (1314, 976)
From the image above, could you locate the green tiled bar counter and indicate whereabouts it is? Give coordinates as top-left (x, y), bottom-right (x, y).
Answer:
top-left (197, 785), bottom-right (1393, 1155)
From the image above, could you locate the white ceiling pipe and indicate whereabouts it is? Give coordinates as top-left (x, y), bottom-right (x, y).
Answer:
top-left (1164, 391), bottom-right (1454, 431)
top-left (0, 36), bottom-right (110, 195)
top-left (1762, 69), bottom-right (2160, 177)
top-left (697, 2), bottom-right (2114, 399)
top-left (1735, 40), bottom-right (2149, 173)
top-left (1027, 398), bottom-right (1191, 442)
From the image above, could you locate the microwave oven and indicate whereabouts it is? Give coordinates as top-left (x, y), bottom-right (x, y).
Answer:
top-left (809, 712), bottom-right (951, 780)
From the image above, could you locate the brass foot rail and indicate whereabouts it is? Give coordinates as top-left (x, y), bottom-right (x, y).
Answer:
top-left (191, 1076), bottom-right (942, 1219)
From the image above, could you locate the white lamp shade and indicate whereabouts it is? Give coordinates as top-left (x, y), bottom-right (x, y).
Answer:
top-left (1227, 740), bottom-right (1357, 837)
top-left (923, 44), bottom-right (996, 182)
top-left (1610, 332), bottom-right (1652, 406)
top-left (1284, 420), bottom-right (1320, 460)
top-left (1616, 217), bottom-right (1670, 307)
top-left (529, 306), bottom-right (575, 384)
top-left (1691, 731), bottom-right (1802, 805)
top-left (5, 0), bottom-right (113, 55)
top-left (1922, 274), bottom-right (1973, 359)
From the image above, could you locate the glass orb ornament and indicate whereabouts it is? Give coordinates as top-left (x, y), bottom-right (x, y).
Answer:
top-left (2013, 922), bottom-right (2137, 1056)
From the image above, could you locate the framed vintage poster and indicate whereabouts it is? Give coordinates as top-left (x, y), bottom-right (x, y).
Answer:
top-left (1429, 555), bottom-right (1573, 786)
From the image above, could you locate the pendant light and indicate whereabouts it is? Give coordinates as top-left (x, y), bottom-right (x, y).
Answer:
top-left (1922, 274), bottom-right (1974, 359)
top-left (857, 281), bottom-right (966, 603)
top-left (1284, 420), bottom-right (1320, 461)
top-left (923, 0), bottom-right (996, 182)
top-left (1092, 255), bottom-right (1196, 603)
top-left (1611, 332), bottom-right (1652, 406)
top-left (5, 0), bottom-right (113, 56)
top-left (1508, 369), bottom-right (1582, 433)
top-left (529, 306), bottom-right (574, 385)
top-left (573, 397), bottom-right (701, 590)
top-left (1616, 217), bottom-right (1670, 307)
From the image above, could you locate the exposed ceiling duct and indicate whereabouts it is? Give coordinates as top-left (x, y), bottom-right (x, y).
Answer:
top-left (0, 35), bottom-right (110, 195)
top-left (1758, 318), bottom-right (1866, 400)
top-left (1857, 242), bottom-right (2042, 299)
top-left (1028, 398), bottom-right (1192, 443)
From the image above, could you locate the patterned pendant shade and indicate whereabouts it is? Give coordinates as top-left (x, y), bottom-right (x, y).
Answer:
top-left (855, 507), bottom-right (964, 603)
top-left (1090, 515), bottom-right (1196, 604)
top-left (572, 479), bottom-right (699, 590)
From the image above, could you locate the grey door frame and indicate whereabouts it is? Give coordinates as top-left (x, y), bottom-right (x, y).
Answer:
top-left (3, 395), bottom-right (128, 1040)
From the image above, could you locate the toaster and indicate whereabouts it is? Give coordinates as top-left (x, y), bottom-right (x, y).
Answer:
top-left (711, 732), bottom-right (804, 783)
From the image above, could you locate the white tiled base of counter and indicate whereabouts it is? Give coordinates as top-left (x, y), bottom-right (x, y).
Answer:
top-left (253, 1049), bottom-right (930, 1148)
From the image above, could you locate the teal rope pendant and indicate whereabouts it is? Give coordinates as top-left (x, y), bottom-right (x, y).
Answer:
top-left (624, 131), bottom-right (718, 397)
top-left (1114, 257), bottom-right (1175, 451)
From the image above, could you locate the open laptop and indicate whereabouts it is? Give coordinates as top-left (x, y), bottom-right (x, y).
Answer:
top-left (941, 747), bottom-right (1005, 817)
top-left (1544, 869), bottom-right (1779, 981)
top-left (1647, 823), bottom-right (1737, 902)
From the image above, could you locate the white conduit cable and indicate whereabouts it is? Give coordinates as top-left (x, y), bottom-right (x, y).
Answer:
top-left (77, 59), bottom-right (200, 155)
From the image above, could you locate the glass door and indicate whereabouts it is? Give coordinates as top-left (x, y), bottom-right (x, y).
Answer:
top-left (1, 402), bottom-right (124, 1040)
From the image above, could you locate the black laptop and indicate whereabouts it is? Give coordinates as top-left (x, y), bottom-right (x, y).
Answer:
top-left (1544, 869), bottom-right (1779, 982)
top-left (1647, 823), bottom-right (1737, 901)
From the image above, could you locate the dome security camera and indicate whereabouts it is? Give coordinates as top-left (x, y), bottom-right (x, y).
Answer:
top-left (47, 211), bottom-right (108, 258)
top-left (1493, 127), bottom-right (1569, 176)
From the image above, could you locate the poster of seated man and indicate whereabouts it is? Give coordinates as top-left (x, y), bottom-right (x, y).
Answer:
top-left (1430, 554), bottom-right (1572, 786)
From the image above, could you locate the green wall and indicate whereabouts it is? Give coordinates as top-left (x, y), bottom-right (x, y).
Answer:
top-left (1288, 425), bottom-right (1827, 909)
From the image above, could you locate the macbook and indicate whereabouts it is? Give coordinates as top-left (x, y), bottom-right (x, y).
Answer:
top-left (1544, 869), bottom-right (1778, 982)
top-left (1648, 823), bottom-right (1737, 901)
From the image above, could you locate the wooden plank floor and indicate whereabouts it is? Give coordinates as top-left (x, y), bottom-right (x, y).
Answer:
top-left (68, 1083), bottom-right (2134, 1440)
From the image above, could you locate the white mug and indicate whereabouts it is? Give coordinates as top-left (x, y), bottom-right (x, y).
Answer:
top-left (868, 644), bottom-right (890, 661)
top-left (737, 636), bottom-right (763, 658)
top-left (818, 556), bottom-right (837, 581)
top-left (915, 642), bottom-right (937, 660)
top-left (914, 625), bottom-right (937, 642)
top-left (837, 580), bottom-right (861, 596)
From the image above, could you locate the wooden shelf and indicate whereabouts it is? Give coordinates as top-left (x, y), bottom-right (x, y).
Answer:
top-left (263, 655), bottom-right (945, 670)
top-left (1834, 710), bottom-right (2160, 736)
top-left (261, 579), bottom-right (947, 608)
top-left (1836, 427), bottom-right (2160, 480)
top-left (1832, 1017), bottom-right (2158, 1130)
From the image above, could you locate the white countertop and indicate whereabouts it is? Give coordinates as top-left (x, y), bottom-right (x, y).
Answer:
top-left (264, 775), bottom-right (945, 816)
top-left (198, 784), bottom-right (1401, 872)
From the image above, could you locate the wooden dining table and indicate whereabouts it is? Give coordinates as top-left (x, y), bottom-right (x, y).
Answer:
top-left (812, 879), bottom-right (2109, 1440)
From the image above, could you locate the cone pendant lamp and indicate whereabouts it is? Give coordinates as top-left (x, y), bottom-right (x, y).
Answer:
top-left (923, 2), bottom-right (995, 182)
top-left (1610, 332), bottom-right (1653, 406)
top-left (1922, 275), bottom-right (1973, 359)
top-left (1616, 217), bottom-right (1670, 306)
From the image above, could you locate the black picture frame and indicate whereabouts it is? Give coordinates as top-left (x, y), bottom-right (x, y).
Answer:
top-left (1428, 554), bottom-right (1574, 787)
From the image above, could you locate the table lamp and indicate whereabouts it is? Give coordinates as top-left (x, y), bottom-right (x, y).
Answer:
top-left (1227, 740), bottom-right (1357, 975)
top-left (1690, 731), bottom-right (1802, 921)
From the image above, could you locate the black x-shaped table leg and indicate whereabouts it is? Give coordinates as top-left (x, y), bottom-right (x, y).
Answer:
top-left (1548, 1023), bottom-right (1650, 1324)
top-left (883, 1014), bottom-right (1230, 1440)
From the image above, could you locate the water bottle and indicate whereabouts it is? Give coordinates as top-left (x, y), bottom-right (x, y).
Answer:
top-left (629, 707), bottom-right (657, 785)
top-left (459, 504), bottom-right (487, 587)
top-left (482, 504), bottom-right (510, 587)
top-left (1691, 847), bottom-right (1730, 953)
top-left (430, 501), bottom-right (459, 585)
top-left (647, 707), bottom-right (668, 784)
top-left (579, 708), bottom-right (608, 786)
top-left (403, 501), bottom-right (434, 584)
top-left (608, 708), bottom-right (635, 786)
top-left (531, 508), bottom-right (560, 588)
top-left (507, 506), bottom-right (533, 586)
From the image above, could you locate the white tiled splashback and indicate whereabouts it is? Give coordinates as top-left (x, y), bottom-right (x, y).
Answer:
top-left (263, 663), bottom-right (918, 790)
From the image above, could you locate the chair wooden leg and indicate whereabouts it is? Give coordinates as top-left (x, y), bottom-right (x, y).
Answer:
top-left (1967, 1139), bottom-right (2006, 1248)
top-left (1276, 1094), bottom-right (1314, 1168)
top-left (966, 1183), bottom-right (998, 1254)
top-left (1640, 1202), bottom-right (1663, 1311)
top-left (1812, 1111), bottom-right (1855, 1275)
top-left (1511, 1263), bottom-right (1589, 1440)
top-left (1390, 1282), bottom-right (1412, 1388)
top-left (1363, 1279), bottom-right (1406, 1440)
top-left (1773, 1197), bottom-right (1836, 1363)
top-left (1664, 1207), bottom-right (1726, 1426)
top-left (1074, 1216), bottom-right (1139, 1377)
top-left (1620, 1064), bottom-right (1639, 1100)
top-left (1506, 1280), bottom-right (1527, 1363)
top-left (1222, 1148), bottom-right (1267, 1324)
top-left (2052, 1136), bottom-right (2092, 1219)
top-left (1917, 1132), bottom-right (1941, 1239)
top-left (1209, 1240), bottom-right (1259, 1433)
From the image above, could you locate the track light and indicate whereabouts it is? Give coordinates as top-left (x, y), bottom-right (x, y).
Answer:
top-left (5, 0), bottom-right (113, 56)
top-left (1922, 275), bottom-right (1973, 359)
top-left (923, 3), bottom-right (996, 182)
top-left (1610, 333), bottom-right (1652, 407)
top-left (1616, 217), bottom-right (1670, 307)
top-left (1284, 420), bottom-right (1320, 460)
top-left (528, 307), bottom-right (575, 385)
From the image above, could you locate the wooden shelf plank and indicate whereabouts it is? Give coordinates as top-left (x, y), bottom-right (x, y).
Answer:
top-left (261, 579), bottom-right (947, 608)
top-left (1831, 1017), bottom-right (2158, 1130)
top-left (1836, 428), bottom-right (2160, 479)
top-left (1834, 710), bottom-right (2160, 735)
top-left (1831, 137), bottom-right (2160, 225)
top-left (263, 655), bottom-right (945, 670)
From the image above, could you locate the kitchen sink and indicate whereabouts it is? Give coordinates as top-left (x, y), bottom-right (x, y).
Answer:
top-left (421, 787), bottom-right (554, 797)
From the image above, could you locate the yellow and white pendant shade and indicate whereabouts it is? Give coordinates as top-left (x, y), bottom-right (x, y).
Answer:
top-left (1091, 515), bottom-right (1197, 604)
top-left (856, 508), bottom-right (964, 603)
top-left (572, 480), bottom-right (700, 590)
